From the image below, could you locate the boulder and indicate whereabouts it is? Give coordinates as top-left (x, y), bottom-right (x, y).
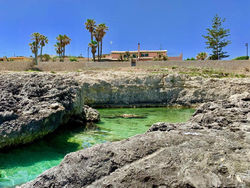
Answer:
top-left (82, 105), bottom-right (100, 122)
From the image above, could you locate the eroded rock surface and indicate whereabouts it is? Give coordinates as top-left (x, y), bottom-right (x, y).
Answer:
top-left (1, 72), bottom-right (249, 149)
top-left (82, 105), bottom-right (100, 122)
top-left (76, 72), bottom-right (250, 107)
top-left (0, 71), bottom-right (250, 187)
top-left (0, 73), bottom-right (82, 149)
top-left (21, 93), bottom-right (250, 188)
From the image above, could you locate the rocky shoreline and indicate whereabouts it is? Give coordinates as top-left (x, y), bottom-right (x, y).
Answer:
top-left (20, 92), bottom-right (250, 187)
top-left (0, 71), bottom-right (249, 149)
top-left (0, 73), bottom-right (100, 150)
top-left (0, 71), bottom-right (249, 187)
top-left (77, 71), bottom-right (249, 108)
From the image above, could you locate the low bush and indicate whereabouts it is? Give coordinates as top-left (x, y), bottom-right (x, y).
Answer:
top-left (162, 56), bottom-right (168, 61)
top-left (52, 57), bottom-right (58, 62)
top-left (196, 52), bottom-right (208, 60)
top-left (70, 57), bottom-right (78, 62)
top-left (185, 57), bottom-right (196, 61)
top-left (40, 54), bottom-right (51, 62)
top-left (153, 56), bottom-right (168, 61)
top-left (233, 56), bottom-right (249, 60)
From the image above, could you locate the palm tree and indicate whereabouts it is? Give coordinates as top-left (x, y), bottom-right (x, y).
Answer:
top-left (88, 40), bottom-right (98, 62)
top-left (29, 32), bottom-right (41, 65)
top-left (55, 35), bottom-right (64, 61)
top-left (62, 35), bottom-right (71, 58)
top-left (196, 52), bottom-right (208, 60)
top-left (85, 19), bottom-right (96, 41)
top-left (29, 41), bottom-right (37, 58)
top-left (97, 24), bottom-right (108, 59)
top-left (55, 34), bottom-right (71, 61)
top-left (39, 35), bottom-right (48, 61)
top-left (94, 29), bottom-right (101, 61)
top-left (94, 24), bottom-right (108, 61)
top-left (54, 42), bottom-right (63, 59)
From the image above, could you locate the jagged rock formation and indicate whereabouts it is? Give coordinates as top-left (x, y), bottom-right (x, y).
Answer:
top-left (0, 71), bottom-right (249, 151)
top-left (77, 72), bottom-right (250, 107)
top-left (20, 93), bottom-right (250, 188)
top-left (0, 71), bottom-right (249, 187)
top-left (82, 105), bottom-right (100, 122)
top-left (0, 73), bottom-right (99, 150)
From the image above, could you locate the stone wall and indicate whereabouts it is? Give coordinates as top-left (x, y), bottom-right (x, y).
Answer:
top-left (0, 60), bottom-right (249, 74)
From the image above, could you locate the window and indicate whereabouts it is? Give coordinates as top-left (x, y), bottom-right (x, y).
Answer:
top-left (140, 53), bottom-right (148, 57)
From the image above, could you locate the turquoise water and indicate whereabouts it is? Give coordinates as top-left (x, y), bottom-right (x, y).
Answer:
top-left (0, 107), bottom-right (195, 188)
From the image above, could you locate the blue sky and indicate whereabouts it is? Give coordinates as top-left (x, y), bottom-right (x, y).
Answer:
top-left (0, 0), bottom-right (249, 59)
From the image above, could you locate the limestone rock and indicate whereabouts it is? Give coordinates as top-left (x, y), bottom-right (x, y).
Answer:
top-left (20, 93), bottom-right (250, 188)
top-left (82, 105), bottom-right (100, 122)
top-left (0, 71), bottom-right (249, 150)
top-left (0, 72), bottom-right (250, 187)
top-left (0, 73), bottom-right (82, 149)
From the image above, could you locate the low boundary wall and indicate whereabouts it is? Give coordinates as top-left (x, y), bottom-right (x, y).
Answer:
top-left (0, 60), bottom-right (249, 74)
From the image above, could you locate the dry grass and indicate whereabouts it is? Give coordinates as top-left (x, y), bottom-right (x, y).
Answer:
top-left (0, 60), bottom-right (249, 76)
top-left (0, 61), bottom-right (33, 71)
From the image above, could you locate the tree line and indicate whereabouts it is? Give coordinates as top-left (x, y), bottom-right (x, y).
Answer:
top-left (29, 15), bottom-right (246, 63)
top-left (29, 33), bottom-right (71, 64)
top-left (85, 19), bottom-right (108, 62)
top-left (29, 19), bottom-right (108, 64)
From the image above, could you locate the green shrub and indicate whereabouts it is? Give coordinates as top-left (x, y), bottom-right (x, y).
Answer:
top-left (163, 56), bottom-right (168, 61)
top-left (233, 56), bottom-right (249, 60)
top-left (196, 52), bottom-right (208, 60)
top-left (41, 54), bottom-right (51, 62)
top-left (70, 57), bottom-right (78, 62)
top-left (172, 66), bottom-right (177, 69)
top-left (185, 57), bottom-right (196, 61)
top-left (52, 57), bottom-right (57, 62)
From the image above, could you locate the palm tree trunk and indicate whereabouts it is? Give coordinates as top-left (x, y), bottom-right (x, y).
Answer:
top-left (97, 42), bottom-right (100, 61)
top-left (100, 40), bottom-right (103, 61)
top-left (40, 47), bottom-right (43, 62)
top-left (35, 46), bottom-right (38, 65)
top-left (92, 51), bottom-right (95, 62)
top-left (91, 47), bottom-right (96, 62)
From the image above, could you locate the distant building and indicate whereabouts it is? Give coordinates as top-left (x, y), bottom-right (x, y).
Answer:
top-left (0, 56), bottom-right (31, 62)
top-left (111, 50), bottom-right (167, 61)
top-left (110, 43), bottom-right (183, 61)
top-left (8, 57), bottom-right (27, 61)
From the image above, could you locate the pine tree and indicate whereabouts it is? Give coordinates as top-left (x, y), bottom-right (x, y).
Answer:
top-left (203, 15), bottom-right (231, 60)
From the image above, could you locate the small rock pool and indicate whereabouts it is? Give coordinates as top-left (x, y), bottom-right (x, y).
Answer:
top-left (0, 107), bottom-right (195, 188)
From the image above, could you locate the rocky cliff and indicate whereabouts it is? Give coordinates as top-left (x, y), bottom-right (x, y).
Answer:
top-left (20, 92), bottom-right (250, 188)
top-left (77, 71), bottom-right (249, 107)
top-left (0, 73), bottom-right (98, 150)
top-left (0, 71), bottom-right (249, 187)
top-left (0, 71), bottom-right (249, 150)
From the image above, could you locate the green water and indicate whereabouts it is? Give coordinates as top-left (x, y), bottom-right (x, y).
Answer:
top-left (0, 107), bottom-right (195, 188)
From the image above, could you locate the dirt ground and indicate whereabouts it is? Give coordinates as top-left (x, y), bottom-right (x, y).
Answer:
top-left (0, 60), bottom-right (249, 77)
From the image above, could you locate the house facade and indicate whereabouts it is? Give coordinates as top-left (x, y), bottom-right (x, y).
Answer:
top-left (111, 50), bottom-right (167, 61)
top-left (110, 43), bottom-right (183, 61)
